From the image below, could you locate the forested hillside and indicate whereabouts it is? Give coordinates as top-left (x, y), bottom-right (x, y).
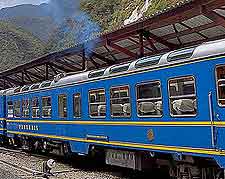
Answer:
top-left (0, 21), bottom-right (45, 71)
top-left (81, 0), bottom-right (182, 31)
top-left (0, 0), bottom-right (182, 72)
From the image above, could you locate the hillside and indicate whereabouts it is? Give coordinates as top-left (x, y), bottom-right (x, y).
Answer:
top-left (7, 16), bottom-right (57, 42)
top-left (81, 0), bottom-right (182, 31)
top-left (0, 0), bottom-right (183, 72)
top-left (0, 0), bottom-right (183, 41)
top-left (0, 4), bottom-right (57, 42)
top-left (0, 21), bottom-right (45, 71)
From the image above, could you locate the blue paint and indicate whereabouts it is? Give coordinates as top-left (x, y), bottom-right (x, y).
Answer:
top-left (2, 55), bottom-right (225, 168)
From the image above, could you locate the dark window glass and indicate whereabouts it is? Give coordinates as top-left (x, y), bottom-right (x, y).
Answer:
top-left (58, 94), bottom-right (67, 118)
top-left (74, 93), bottom-right (81, 118)
top-left (21, 86), bottom-right (30, 92)
top-left (7, 101), bottom-right (13, 118)
top-left (110, 86), bottom-right (131, 117)
top-left (216, 66), bottom-right (225, 106)
top-left (89, 89), bottom-right (106, 117)
top-left (168, 48), bottom-right (195, 62)
top-left (22, 99), bottom-right (29, 118)
top-left (137, 81), bottom-right (162, 117)
top-left (135, 56), bottom-right (161, 69)
top-left (30, 84), bottom-right (40, 90)
top-left (42, 97), bottom-right (51, 118)
top-left (40, 82), bottom-right (51, 88)
top-left (14, 100), bottom-right (21, 117)
top-left (169, 76), bottom-right (197, 116)
top-left (110, 64), bottom-right (130, 74)
top-left (32, 97), bottom-right (40, 118)
top-left (14, 87), bottom-right (22, 93)
top-left (89, 69), bottom-right (105, 78)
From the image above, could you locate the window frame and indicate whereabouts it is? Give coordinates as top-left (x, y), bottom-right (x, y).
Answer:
top-left (73, 93), bottom-right (81, 119)
top-left (22, 98), bottom-right (30, 118)
top-left (58, 94), bottom-right (67, 119)
top-left (109, 63), bottom-right (131, 74)
top-left (135, 55), bottom-right (161, 69)
top-left (14, 99), bottom-right (21, 118)
top-left (41, 96), bottom-right (52, 118)
top-left (168, 75), bottom-right (198, 117)
top-left (88, 88), bottom-right (106, 119)
top-left (136, 80), bottom-right (163, 118)
top-left (31, 97), bottom-right (40, 118)
top-left (215, 65), bottom-right (225, 107)
top-left (7, 100), bottom-right (14, 118)
top-left (110, 85), bottom-right (131, 118)
top-left (167, 47), bottom-right (195, 62)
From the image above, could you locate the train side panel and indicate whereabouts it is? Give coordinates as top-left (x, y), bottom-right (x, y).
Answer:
top-left (5, 55), bottom-right (225, 168)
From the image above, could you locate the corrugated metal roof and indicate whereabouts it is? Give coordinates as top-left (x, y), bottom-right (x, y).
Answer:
top-left (0, 0), bottom-right (225, 89)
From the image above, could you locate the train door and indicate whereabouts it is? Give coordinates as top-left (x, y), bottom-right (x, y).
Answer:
top-left (0, 94), bottom-right (6, 135)
top-left (213, 65), bottom-right (225, 150)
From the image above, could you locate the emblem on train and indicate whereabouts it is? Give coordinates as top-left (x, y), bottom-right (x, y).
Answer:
top-left (147, 129), bottom-right (154, 141)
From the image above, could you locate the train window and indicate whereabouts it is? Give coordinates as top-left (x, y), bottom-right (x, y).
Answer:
top-left (110, 86), bottom-right (131, 118)
top-left (74, 93), bottom-right (81, 118)
top-left (42, 97), bottom-right (52, 118)
top-left (135, 56), bottom-right (161, 69)
top-left (21, 86), bottom-right (29, 92)
top-left (167, 48), bottom-right (195, 62)
top-left (136, 81), bottom-right (163, 117)
top-left (89, 69), bottom-right (105, 78)
top-left (32, 97), bottom-right (40, 118)
top-left (30, 83), bottom-right (40, 90)
top-left (216, 65), bottom-right (225, 106)
top-left (40, 81), bottom-right (51, 89)
top-left (7, 101), bottom-right (13, 118)
top-left (168, 76), bottom-right (197, 117)
top-left (22, 99), bottom-right (29, 118)
top-left (110, 64), bottom-right (130, 74)
top-left (14, 87), bottom-right (22, 93)
top-left (14, 100), bottom-right (21, 117)
top-left (58, 94), bottom-right (67, 118)
top-left (89, 89), bottom-right (106, 118)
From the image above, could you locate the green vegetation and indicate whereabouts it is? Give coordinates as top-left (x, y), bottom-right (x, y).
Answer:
top-left (81, 0), bottom-right (182, 31)
top-left (0, 0), bottom-right (183, 72)
top-left (0, 21), bottom-right (45, 71)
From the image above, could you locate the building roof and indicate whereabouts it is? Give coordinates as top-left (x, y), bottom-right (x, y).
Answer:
top-left (0, 0), bottom-right (225, 89)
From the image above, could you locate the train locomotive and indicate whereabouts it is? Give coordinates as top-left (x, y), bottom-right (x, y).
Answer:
top-left (1, 39), bottom-right (225, 178)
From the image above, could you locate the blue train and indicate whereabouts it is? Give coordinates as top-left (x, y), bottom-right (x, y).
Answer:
top-left (2, 39), bottom-right (225, 178)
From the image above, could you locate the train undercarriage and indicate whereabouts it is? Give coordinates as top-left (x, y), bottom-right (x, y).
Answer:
top-left (1, 134), bottom-right (224, 179)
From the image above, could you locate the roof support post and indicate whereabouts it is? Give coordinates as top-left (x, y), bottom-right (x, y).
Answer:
top-left (45, 64), bottom-right (49, 81)
top-left (143, 30), bottom-right (178, 50)
top-left (21, 72), bottom-right (24, 85)
top-left (82, 49), bottom-right (87, 71)
top-left (3, 78), bottom-right (5, 89)
top-left (139, 30), bottom-right (144, 58)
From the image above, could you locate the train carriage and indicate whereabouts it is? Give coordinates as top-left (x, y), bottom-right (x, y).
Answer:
top-left (0, 90), bottom-right (6, 139)
top-left (3, 39), bottom-right (225, 178)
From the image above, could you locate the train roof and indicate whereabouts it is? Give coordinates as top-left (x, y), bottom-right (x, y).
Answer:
top-left (5, 38), bottom-right (225, 96)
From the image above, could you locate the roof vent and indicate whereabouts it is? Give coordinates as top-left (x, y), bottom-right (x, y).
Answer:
top-left (53, 73), bottom-right (66, 83)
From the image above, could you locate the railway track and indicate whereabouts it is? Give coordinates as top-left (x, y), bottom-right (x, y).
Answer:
top-left (0, 147), bottom-right (81, 179)
top-left (0, 146), bottom-right (169, 179)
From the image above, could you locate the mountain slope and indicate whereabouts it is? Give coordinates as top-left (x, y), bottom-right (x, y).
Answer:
top-left (0, 0), bottom-right (184, 71)
top-left (0, 4), bottom-right (50, 19)
top-left (0, 4), bottom-right (56, 42)
top-left (0, 21), bottom-right (45, 71)
top-left (81, 0), bottom-right (182, 31)
top-left (7, 16), bottom-right (57, 42)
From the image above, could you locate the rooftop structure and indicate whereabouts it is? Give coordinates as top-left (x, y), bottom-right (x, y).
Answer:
top-left (0, 0), bottom-right (225, 89)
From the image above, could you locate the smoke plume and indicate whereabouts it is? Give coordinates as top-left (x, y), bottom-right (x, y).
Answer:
top-left (47, 0), bottom-right (101, 56)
